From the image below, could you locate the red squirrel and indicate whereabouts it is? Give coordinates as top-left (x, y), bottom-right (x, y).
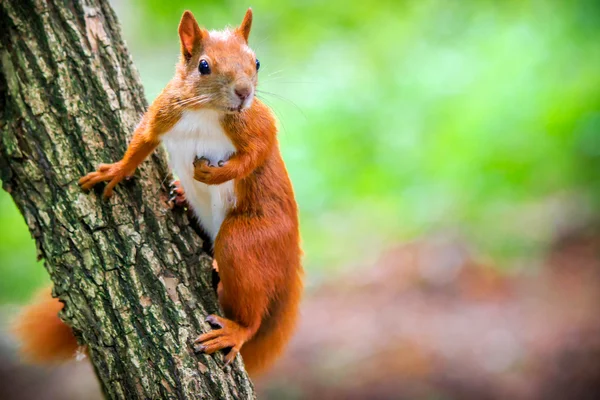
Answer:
top-left (14, 9), bottom-right (303, 377)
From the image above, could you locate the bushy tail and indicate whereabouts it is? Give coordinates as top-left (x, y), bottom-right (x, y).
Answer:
top-left (241, 276), bottom-right (302, 376)
top-left (12, 287), bottom-right (79, 363)
top-left (12, 284), bottom-right (301, 374)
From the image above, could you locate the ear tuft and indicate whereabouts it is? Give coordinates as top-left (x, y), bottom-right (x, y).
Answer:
top-left (238, 8), bottom-right (253, 42)
top-left (178, 10), bottom-right (203, 61)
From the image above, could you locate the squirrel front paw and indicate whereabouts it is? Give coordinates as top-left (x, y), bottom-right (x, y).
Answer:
top-left (193, 156), bottom-right (227, 184)
top-left (79, 161), bottom-right (132, 199)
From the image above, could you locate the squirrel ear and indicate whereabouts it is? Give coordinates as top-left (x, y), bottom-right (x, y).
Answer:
top-left (237, 8), bottom-right (253, 42)
top-left (178, 11), bottom-right (204, 61)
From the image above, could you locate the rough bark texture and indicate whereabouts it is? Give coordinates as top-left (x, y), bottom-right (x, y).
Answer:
top-left (0, 0), bottom-right (255, 398)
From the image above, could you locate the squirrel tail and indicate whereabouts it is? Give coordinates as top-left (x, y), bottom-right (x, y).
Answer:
top-left (241, 275), bottom-right (302, 376)
top-left (12, 287), bottom-right (79, 363)
top-left (12, 283), bottom-right (302, 374)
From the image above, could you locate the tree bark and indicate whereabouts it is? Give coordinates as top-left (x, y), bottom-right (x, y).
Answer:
top-left (0, 0), bottom-right (255, 399)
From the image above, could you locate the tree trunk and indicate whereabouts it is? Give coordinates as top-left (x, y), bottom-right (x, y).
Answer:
top-left (0, 0), bottom-right (255, 398)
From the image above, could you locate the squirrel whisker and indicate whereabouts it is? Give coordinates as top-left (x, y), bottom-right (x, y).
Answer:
top-left (171, 95), bottom-right (210, 108)
top-left (256, 90), bottom-right (307, 120)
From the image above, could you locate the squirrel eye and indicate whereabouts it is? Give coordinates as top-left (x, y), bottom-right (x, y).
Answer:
top-left (199, 59), bottom-right (211, 75)
top-left (255, 59), bottom-right (260, 71)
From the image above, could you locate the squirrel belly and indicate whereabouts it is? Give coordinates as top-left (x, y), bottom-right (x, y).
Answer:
top-left (161, 109), bottom-right (236, 240)
top-left (162, 107), bottom-right (304, 376)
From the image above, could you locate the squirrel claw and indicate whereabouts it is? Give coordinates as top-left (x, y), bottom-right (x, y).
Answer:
top-left (167, 180), bottom-right (187, 208)
top-left (194, 344), bottom-right (206, 353)
top-left (205, 315), bottom-right (223, 329)
top-left (223, 348), bottom-right (239, 368)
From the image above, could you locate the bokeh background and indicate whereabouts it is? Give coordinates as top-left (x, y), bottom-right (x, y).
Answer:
top-left (2, 0), bottom-right (600, 399)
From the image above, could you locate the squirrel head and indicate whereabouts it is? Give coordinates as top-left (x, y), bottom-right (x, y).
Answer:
top-left (176, 9), bottom-right (259, 114)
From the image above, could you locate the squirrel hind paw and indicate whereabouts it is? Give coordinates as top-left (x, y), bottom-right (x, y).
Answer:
top-left (193, 315), bottom-right (245, 368)
top-left (168, 180), bottom-right (187, 208)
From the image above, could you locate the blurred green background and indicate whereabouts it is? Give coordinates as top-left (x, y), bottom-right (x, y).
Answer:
top-left (1, 0), bottom-right (600, 304)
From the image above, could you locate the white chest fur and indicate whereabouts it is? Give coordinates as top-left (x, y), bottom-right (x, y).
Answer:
top-left (161, 109), bottom-right (236, 240)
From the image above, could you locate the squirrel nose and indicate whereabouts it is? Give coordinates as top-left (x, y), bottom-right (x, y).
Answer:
top-left (234, 86), bottom-right (252, 102)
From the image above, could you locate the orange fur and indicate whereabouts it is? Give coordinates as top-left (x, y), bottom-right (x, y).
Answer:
top-left (76, 9), bottom-right (303, 377)
top-left (12, 288), bottom-right (79, 363)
